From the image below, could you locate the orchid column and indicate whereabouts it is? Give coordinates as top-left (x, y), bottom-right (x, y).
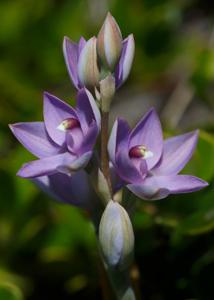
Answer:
top-left (10, 12), bottom-right (208, 300)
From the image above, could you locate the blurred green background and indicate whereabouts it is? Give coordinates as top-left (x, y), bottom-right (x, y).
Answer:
top-left (0, 0), bottom-right (214, 299)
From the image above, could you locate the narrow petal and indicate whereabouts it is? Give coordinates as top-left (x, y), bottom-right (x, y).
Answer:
top-left (66, 127), bottom-right (84, 154)
top-left (115, 34), bottom-right (135, 88)
top-left (129, 108), bottom-right (163, 170)
top-left (32, 170), bottom-right (91, 207)
top-left (9, 122), bottom-right (60, 158)
top-left (109, 163), bottom-right (125, 193)
top-left (43, 92), bottom-right (77, 146)
top-left (128, 175), bottom-right (208, 200)
top-left (108, 118), bottom-right (130, 165)
top-left (78, 37), bottom-right (86, 58)
top-left (152, 131), bottom-right (198, 175)
top-left (77, 37), bottom-right (99, 88)
top-left (17, 152), bottom-right (76, 178)
top-left (67, 151), bottom-right (92, 171)
top-left (77, 88), bottom-right (101, 133)
top-left (63, 36), bottom-right (80, 89)
top-left (115, 146), bottom-right (147, 184)
top-left (79, 121), bottom-right (99, 154)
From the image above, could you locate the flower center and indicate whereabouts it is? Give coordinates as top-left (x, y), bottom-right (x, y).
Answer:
top-left (129, 145), bottom-right (153, 159)
top-left (57, 118), bottom-right (80, 132)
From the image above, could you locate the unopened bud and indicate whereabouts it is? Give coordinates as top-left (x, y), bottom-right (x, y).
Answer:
top-left (100, 74), bottom-right (115, 112)
top-left (99, 200), bottom-right (134, 268)
top-left (77, 37), bottom-right (100, 88)
top-left (97, 13), bottom-right (122, 71)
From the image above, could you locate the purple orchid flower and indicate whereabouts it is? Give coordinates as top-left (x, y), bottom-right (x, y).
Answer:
top-left (108, 108), bottom-right (208, 200)
top-left (63, 34), bottom-right (134, 90)
top-left (9, 88), bottom-right (100, 178)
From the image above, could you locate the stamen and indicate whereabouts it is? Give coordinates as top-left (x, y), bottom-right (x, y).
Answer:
top-left (57, 118), bottom-right (80, 132)
top-left (129, 145), bottom-right (153, 159)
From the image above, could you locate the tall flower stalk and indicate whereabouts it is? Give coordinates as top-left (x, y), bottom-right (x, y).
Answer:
top-left (9, 12), bottom-right (208, 300)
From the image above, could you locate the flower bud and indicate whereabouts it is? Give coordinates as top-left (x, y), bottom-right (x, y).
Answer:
top-left (99, 200), bottom-right (134, 268)
top-left (100, 74), bottom-right (115, 112)
top-left (97, 13), bottom-right (122, 71)
top-left (77, 37), bottom-right (100, 88)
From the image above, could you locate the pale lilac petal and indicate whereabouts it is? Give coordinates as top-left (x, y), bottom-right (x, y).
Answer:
top-left (129, 108), bottom-right (163, 170)
top-left (115, 34), bottom-right (135, 88)
top-left (43, 92), bottom-right (77, 146)
top-left (78, 37), bottom-right (86, 58)
top-left (9, 122), bottom-right (60, 158)
top-left (77, 37), bottom-right (99, 88)
top-left (32, 170), bottom-right (91, 207)
top-left (77, 88), bottom-right (101, 133)
top-left (108, 118), bottom-right (130, 165)
top-left (109, 163), bottom-right (125, 193)
top-left (68, 151), bottom-right (92, 171)
top-left (152, 131), bottom-right (198, 176)
top-left (66, 128), bottom-right (84, 154)
top-left (63, 36), bottom-right (80, 89)
top-left (17, 152), bottom-right (77, 178)
top-left (115, 146), bottom-right (147, 184)
top-left (79, 121), bottom-right (99, 154)
top-left (128, 175), bottom-right (208, 200)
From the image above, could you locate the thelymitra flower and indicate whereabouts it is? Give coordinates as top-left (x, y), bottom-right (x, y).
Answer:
top-left (108, 108), bottom-right (208, 200)
top-left (10, 88), bottom-right (100, 178)
top-left (9, 12), bottom-right (208, 300)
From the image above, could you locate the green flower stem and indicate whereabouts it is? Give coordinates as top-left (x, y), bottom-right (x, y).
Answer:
top-left (100, 110), bottom-right (112, 196)
top-left (101, 252), bottom-right (136, 300)
top-left (98, 85), bottom-right (136, 299)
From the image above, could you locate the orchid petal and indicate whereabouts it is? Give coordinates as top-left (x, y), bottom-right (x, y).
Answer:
top-left (109, 163), bottom-right (125, 193)
top-left (66, 127), bottom-right (84, 154)
top-left (115, 34), bottom-right (135, 88)
top-left (129, 108), bottom-right (163, 170)
top-left (152, 131), bottom-right (198, 175)
top-left (43, 92), bottom-right (77, 146)
top-left (78, 37), bottom-right (86, 58)
top-left (80, 121), bottom-right (99, 154)
top-left (17, 152), bottom-right (77, 178)
top-left (128, 175), bottom-right (208, 200)
top-left (68, 151), bottom-right (92, 171)
top-left (77, 37), bottom-right (99, 88)
top-left (9, 122), bottom-right (60, 158)
top-left (63, 36), bottom-right (80, 89)
top-left (32, 170), bottom-right (91, 207)
top-left (77, 88), bottom-right (101, 133)
top-left (108, 118), bottom-right (130, 165)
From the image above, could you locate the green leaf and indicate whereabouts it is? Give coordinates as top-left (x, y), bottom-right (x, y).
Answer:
top-left (182, 130), bottom-right (214, 181)
top-left (0, 283), bottom-right (23, 300)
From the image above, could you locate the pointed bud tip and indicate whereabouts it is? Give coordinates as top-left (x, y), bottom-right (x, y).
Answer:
top-left (97, 13), bottom-right (122, 71)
